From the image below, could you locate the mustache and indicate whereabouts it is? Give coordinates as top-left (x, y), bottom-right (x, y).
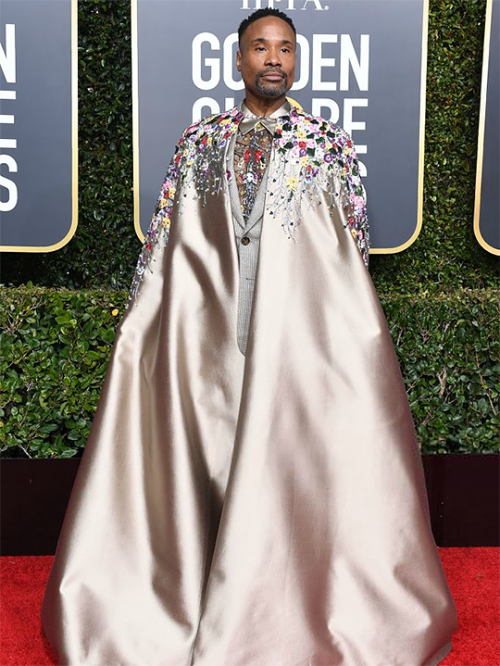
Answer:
top-left (258, 69), bottom-right (287, 80)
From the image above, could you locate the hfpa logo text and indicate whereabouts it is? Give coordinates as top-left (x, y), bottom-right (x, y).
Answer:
top-left (241, 0), bottom-right (330, 10)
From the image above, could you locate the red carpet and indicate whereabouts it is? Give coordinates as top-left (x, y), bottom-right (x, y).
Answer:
top-left (0, 548), bottom-right (498, 666)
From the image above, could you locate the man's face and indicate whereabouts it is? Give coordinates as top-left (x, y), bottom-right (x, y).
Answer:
top-left (237, 16), bottom-right (296, 100)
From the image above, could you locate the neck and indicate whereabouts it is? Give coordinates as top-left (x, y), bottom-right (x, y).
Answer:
top-left (243, 91), bottom-right (288, 117)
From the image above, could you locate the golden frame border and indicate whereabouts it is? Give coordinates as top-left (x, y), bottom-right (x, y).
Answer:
top-left (370, 0), bottom-right (429, 255)
top-left (132, 0), bottom-right (141, 242)
top-left (473, 0), bottom-right (499, 256)
top-left (1, 0), bottom-right (78, 253)
top-left (132, 0), bottom-right (429, 254)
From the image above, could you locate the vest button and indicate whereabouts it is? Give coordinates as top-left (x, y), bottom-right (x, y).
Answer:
top-left (241, 236), bottom-right (250, 245)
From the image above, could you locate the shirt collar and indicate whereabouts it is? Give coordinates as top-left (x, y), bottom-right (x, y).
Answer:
top-left (238, 98), bottom-right (292, 135)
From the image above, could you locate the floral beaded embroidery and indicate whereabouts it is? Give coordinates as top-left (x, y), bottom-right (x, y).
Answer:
top-left (127, 145), bottom-right (180, 307)
top-left (127, 108), bottom-right (243, 307)
top-left (233, 122), bottom-right (273, 222)
top-left (127, 105), bottom-right (369, 306)
top-left (268, 107), bottom-right (369, 266)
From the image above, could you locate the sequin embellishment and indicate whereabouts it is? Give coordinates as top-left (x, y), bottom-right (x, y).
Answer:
top-left (268, 111), bottom-right (369, 266)
top-left (233, 122), bottom-right (273, 222)
top-left (127, 105), bottom-right (369, 307)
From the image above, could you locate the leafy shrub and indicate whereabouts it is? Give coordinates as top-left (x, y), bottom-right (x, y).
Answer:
top-left (383, 289), bottom-right (499, 453)
top-left (0, 287), bottom-right (126, 458)
top-left (1, 287), bottom-right (497, 458)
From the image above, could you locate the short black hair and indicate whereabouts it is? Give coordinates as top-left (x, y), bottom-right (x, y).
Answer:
top-left (238, 8), bottom-right (296, 47)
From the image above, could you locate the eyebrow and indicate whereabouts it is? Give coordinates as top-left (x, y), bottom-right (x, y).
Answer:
top-left (250, 37), bottom-right (294, 46)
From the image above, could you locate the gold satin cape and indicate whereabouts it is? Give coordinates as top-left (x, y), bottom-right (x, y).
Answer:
top-left (41, 109), bottom-right (458, 666)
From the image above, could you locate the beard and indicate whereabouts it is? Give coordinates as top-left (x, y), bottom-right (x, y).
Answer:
top-left (255, 71), bottom-right (288, 98)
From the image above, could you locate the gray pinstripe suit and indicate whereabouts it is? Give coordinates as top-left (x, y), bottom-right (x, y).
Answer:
top-left (227, 142), bottom-right (269, 356)
top-left (226, 100), bottom-right (291, 356)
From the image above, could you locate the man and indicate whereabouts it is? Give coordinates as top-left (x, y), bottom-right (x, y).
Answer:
top-left (42, 9), bottom-right (458, 666)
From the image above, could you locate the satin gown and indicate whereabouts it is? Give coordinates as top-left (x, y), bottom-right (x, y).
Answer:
top-left (41, 106), bottom-right (458, 666)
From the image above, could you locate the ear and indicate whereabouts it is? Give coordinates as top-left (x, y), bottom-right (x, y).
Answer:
top-left (236, 50), bottom-right (242, 72)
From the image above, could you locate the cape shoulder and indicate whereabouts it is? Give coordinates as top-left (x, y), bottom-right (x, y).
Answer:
top-left (263, 106), bottom-right (369, 266)
top-left (176, 107), bottom-right (243, 147)
top-left (171, 106), bottom-right (364, 209)
top-left (175, 106), bottom-right (357, 174)
top-left (126, 108), bottom-right (244, 305)
top-left (127, 105), bottom-right (369, 306)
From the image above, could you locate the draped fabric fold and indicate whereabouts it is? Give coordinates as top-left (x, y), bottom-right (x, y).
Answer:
top-left (41, 106), bottom-right (458, 666)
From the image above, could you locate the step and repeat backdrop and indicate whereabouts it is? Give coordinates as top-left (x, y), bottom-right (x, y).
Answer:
top-left (133, 0), bottom-right (429, 253)
top-left (0, 0), bottom-right (77, 252)
top-left (0, 0), bottom-right (498, 256)
top-left (474, 0), bottom-right (499, 256)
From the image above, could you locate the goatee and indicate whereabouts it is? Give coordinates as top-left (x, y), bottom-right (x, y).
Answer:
top-left (255, 72), bottom-right (288, 98)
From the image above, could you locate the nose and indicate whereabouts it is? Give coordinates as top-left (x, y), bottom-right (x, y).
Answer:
top-left (265, 48), bottom-right (282, 67)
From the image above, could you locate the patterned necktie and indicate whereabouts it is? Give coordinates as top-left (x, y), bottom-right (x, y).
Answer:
top-left (233, 100), bottom-right (292, 222)
top-left (233, 121), bottom-right (273, 222)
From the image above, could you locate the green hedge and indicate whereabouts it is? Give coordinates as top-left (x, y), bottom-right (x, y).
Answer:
top-left (0, 287), bottom-right (125, 458)
top-left (1, 287), bottom-right (498, 458)
top-left (383, 290), bottom-right (499, 452)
